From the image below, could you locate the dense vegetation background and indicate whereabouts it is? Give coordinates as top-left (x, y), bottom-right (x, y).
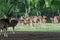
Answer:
top-left (0, 0), bottom-right (60, 18)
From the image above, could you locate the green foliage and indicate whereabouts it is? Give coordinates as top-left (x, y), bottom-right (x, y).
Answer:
top-left (51, 1), bottom-right (60, 11)
top-left (0, 0), bottom-right (60, 18)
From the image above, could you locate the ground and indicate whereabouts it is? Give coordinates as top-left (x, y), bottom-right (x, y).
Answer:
top-left (7, 23), bottom-right (60, 32)
top-left (0, 32), bottom-right (60, 40)
top-left (0, 23), bottom-right (60, 40)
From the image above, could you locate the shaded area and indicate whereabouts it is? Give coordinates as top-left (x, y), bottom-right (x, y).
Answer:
top-left (0, 32), bottom-right (60, 40)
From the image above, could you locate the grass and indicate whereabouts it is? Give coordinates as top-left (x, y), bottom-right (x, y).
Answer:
top-left (7, 23), bottom-right (60, 32)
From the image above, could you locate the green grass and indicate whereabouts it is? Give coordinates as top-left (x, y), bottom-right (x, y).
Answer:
top-left (7, 23), bottom-right (60, 32)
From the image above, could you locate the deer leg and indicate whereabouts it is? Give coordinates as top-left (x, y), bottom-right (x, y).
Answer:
top-left (3, 28), bottom-right (8, 37)
top-left (12, 27), bottom-right (15, 34)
